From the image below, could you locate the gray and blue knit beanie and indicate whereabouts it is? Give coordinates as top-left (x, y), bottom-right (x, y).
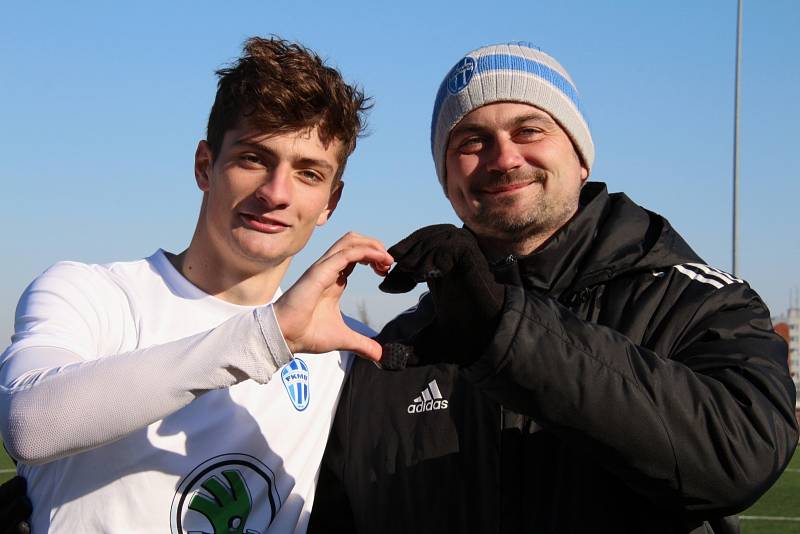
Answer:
top-left (430, 42), bottom-right (594, 190)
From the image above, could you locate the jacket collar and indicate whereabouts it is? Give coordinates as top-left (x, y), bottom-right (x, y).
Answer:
top-left (490, 181), bottom-right (702, 299)
top-left (507, 182), bottom-right (610, 297)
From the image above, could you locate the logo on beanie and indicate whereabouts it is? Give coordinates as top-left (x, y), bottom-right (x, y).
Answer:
top-left (447, 57), bottom-right (476, 95)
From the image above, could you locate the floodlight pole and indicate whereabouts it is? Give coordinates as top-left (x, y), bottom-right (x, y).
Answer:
top-left (732, 0), bottom-right (742, 276)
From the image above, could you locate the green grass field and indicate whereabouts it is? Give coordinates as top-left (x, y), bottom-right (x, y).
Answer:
top-left (740, 449), bottom-right (800, 533)
top-left (0, 445), bottom-right (13, 484)
top-left (0, 445), bottom-right (796, 529)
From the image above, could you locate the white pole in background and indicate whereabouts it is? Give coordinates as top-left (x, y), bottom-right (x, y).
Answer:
top-left (732, 0), bottom-right (743, 276)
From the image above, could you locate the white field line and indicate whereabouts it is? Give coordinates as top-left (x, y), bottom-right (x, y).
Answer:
top-left (0, 468), bottom-right (17, 474)
top-left (783, 468), bottom-right (800, 473)
top-left (740, 515), bottom-right (800, 522)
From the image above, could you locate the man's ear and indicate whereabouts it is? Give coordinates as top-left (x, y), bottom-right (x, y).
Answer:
top-left (194, 140), bottom-right (214, 192)
top-left (316, 180), bottom-right (344, 226)
top-left (580, 165), bottom-right (589, 183)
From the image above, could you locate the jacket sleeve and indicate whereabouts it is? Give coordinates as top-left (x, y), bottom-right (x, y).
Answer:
top-left (462, 281), bottom-right (798, 516)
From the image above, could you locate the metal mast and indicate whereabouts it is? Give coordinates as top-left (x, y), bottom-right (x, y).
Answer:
top-left (732, 0), bottom-right (743, 275)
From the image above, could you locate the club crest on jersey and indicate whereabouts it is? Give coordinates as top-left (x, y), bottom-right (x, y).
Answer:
top-left (170, 453), bottom-right (281, 534)
top-left (447, 56), bottom-right (476, 94)
top-left (281, 358), bottom-right (310, 411)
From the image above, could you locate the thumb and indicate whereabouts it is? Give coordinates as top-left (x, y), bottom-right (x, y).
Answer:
top-left (378, 268), bottom-right (418, 294)
top-left (342, 331), bottom-right (383, 362)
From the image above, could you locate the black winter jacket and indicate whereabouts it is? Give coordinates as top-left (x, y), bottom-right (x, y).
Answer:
top-left (309, 183), bottom-right (798, 534)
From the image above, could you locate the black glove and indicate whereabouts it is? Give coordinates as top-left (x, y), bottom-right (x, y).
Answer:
top-left (0, 476), bottom-right (32, 534)
top-left (377, 225), bottom-right (504, 369)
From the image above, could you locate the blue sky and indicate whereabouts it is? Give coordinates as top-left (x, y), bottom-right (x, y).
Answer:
top-left (1, 0), bottom-right (798, 339)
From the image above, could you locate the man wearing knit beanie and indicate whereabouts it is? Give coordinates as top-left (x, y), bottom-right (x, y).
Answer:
top-left (310, 42), bottom-right (797, 533)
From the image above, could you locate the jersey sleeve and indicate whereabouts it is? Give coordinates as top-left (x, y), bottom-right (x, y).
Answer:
top-left (3, 261), bottom-right (123, 362)
top-left (0, 262), bottom-right (293, 465)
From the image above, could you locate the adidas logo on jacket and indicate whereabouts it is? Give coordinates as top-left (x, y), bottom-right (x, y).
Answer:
top-left (407, 379), bottom-right (449, 413)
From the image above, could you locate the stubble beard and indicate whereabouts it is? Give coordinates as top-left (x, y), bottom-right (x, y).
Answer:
top-left (470, 168), bottom-right (578, 244)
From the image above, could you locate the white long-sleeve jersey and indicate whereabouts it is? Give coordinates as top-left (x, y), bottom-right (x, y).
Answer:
top-left (0, 250), bottom-right (357, 533)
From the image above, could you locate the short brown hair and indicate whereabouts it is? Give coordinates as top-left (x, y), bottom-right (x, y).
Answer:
top-left (207, 36), bottom-right (371, 176)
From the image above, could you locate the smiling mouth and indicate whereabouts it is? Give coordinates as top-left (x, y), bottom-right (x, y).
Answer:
top-left (477, 181), bottom-right (538, 195)
top-left (239, 213), bottom-right (290, 233)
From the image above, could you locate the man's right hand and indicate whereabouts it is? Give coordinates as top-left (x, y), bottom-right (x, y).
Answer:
top-left (0, 476), bottom-right (31, 534)
top-left (273, 232), bottom-right (393, 363)
top-left (376, 225), bottom-right (505, 370)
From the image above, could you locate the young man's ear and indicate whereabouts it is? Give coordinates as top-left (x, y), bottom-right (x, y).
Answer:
top-left (194, 140), bottom-right (214, 192)
top-left (316, 181), bottom-right (344, 227)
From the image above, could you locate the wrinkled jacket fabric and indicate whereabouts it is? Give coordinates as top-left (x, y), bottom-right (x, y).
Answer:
top-left (309, 183), bottom-right (798, 534)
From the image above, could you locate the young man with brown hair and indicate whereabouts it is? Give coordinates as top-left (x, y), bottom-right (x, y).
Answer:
top-left (0, 36), bottom-right (391, 533)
